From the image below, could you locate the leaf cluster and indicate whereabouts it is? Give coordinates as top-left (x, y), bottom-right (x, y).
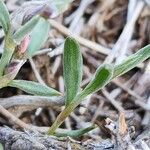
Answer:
top-left (0, 0), bottom-right (72, 96)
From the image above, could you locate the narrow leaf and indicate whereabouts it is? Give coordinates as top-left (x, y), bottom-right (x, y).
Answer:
top-left (48, 45), bottom-right (150, 135)
top-left (0, 36), bottom-right (16, 76)
top-left (0, 0), bottom-right (10, 34)
top-left (0, 76), bottom-right (10, 89)
top-left (51, 0), bottom-right (74, 18)
top-left (8, 80), bottom-right (61, 96)
top-left (0, 143), bottom-right (4, 150)
top-left (13, 16), bottom-right (40, 43)
top-left (4, 60), bottom-right (26, 80)
top-left (113, 44), bottom-right (150, 78)
top-left (27, 17), bottom-right (50, 57)
top-left (48, 64), bottom-right (113, 135)
top-left (79, 64), bottom-right (113, 99)
top-left (63, 37), bottom-right (83, 106)
top-left (55, 125), bottom-right (96, 138)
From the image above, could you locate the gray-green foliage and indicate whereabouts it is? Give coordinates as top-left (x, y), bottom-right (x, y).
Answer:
top-left (63, 37), bottom-right (83, 106)
top-left (27, 17), bottom-right (50, 57)
top-left (48, 38), bottom-right (150, 135)
top-left (0, 143), bottom-right (4, 150)
top-left (51, 0), bottom-right (74, 17)
top-left (0, 0), bottom-right (10, 34)
top-left (13, 16), bottom-right (40, 44)
top-left (79, 64), bottom-right (113, 99)
top-left (0, 0), bottom-right (73, 97)
top-left (0, 2), bottom-right (40, 77)
top-left (113, 44), bottom-right (150, 78)
top-left (55, 125), bottom-right (95, 138)
top-left (9, 80), bottom-right (61, 96)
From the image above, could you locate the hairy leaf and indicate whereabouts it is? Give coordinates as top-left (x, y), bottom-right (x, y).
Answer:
top-left (63, 37), bottom-right (83, 106)
top-left (13, 16), bottom-right (40, 43)
top-left (0, 36), bottom-right (16, 76)
top-left (48, 45), bottom-right (150, 135)
top-left (113, 44), bottom-right (150, 78)
top-left (48, 65), bottom-right (113, 135)
top-left (51, 0), bottom-right (74, 18)
top-left (55, 125), bottom-right (95, 138)
top-left (9, 80), bottom-right (61, 96)
top-left (0, 76), bottom-right (10, 89)
top-left (0, 143), bottom-right (4, 150)
top-left (0, 0), bottom-right (10, 34)
top-left (27, 17), bottom-right (50, 57)
top-left (79, 64), bottom-right (113, 99)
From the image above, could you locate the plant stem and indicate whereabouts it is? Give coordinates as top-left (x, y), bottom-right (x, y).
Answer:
top-left (0, 36), bottom-right (16, 76)
top-left (55, 125), bottom-right (96, 138)
top-left (48, 44), bottom-right (150, 135)
top-left (48, 92), bottom-right (88, 135)
top-left (48, 97), bottom-right (81, 135)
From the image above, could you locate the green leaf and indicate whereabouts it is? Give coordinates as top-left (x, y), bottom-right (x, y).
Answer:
top-left (8, 80), bottom-right (61, 96)
top-left (0, 76), bottom-right (11, 89)
top-left (63, 37), bottom-right (83, 106)
top-left (0, 36), bottom-right (16, 76)
top-left (113, 44), bottom-right (150, 78)
top-left (27, 17), bottom-right (50, 57)
top-left (55, 125), bottom-right (96, 138)
top-left (48, 45), bottom-right (150, 135)
top-left (0, 0), bottom-right (10, 34)
top-left (79, 64), bottom-right (113, 99)
top-left (51, 0), bottom-right (74, 17)
top-left (48, 65), bottom-right (113, 135)
top-left (13, 16), bottom-right (40, 43)
top-left (0, 143), bottom-right (4, 150)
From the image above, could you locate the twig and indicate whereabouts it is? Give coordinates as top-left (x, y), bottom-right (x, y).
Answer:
top-left (142, 96), bottom-right (150, 125)
top-left (140, 140), bottom-right (150, 150)
top-left (102, 89), bottom-right (125, 112)
top-left (0, 95), bottom-right (64, 109)
top-left (82, 74), bottom-right (150, 111)
top-left (134, 61), bottom-right (150, 95)
top-left (69, 0), bottom-right (95, 31)
top-left (91, 100), bottom-right (105, 123)
top-left (0, 126), bottom-right (115, 150)
top-left (144, 0), bottom-right (150, 6)
top-left (29, 57), bottom-right (46, 116)
top-left (58, 76), bottom-right (64, 93)
top-left (29, 57), bottom-right (45, 85)
top-left (0, 104), bottom-right (64, 134)
top-left (0, 104), bottom-right (30, 129)
top-left (70, 113), bottom-right (85, 128)
top-left (51, 56), bottom-right (61, 75)
top-left (34, 48), bottom-right (52, 56)
top-left (113, 79), bottom-right (150, 111)
top-left (48, 19), bottom-right (110, 56)
top-left (104, 0), bottom-right (144, 64)
top-left (48, 19), bottom-right (144, 69)
top-left (116, 0), bottom-right (144, 63)
top-left (49, 46), bottom-right (64, 58)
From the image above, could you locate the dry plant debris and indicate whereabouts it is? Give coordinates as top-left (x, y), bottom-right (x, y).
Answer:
top-left (0, 0), bottom-right (150, 149)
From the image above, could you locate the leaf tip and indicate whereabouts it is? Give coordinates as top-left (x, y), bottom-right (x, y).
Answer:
top-left (65, 36), bottom-right (77, 44)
